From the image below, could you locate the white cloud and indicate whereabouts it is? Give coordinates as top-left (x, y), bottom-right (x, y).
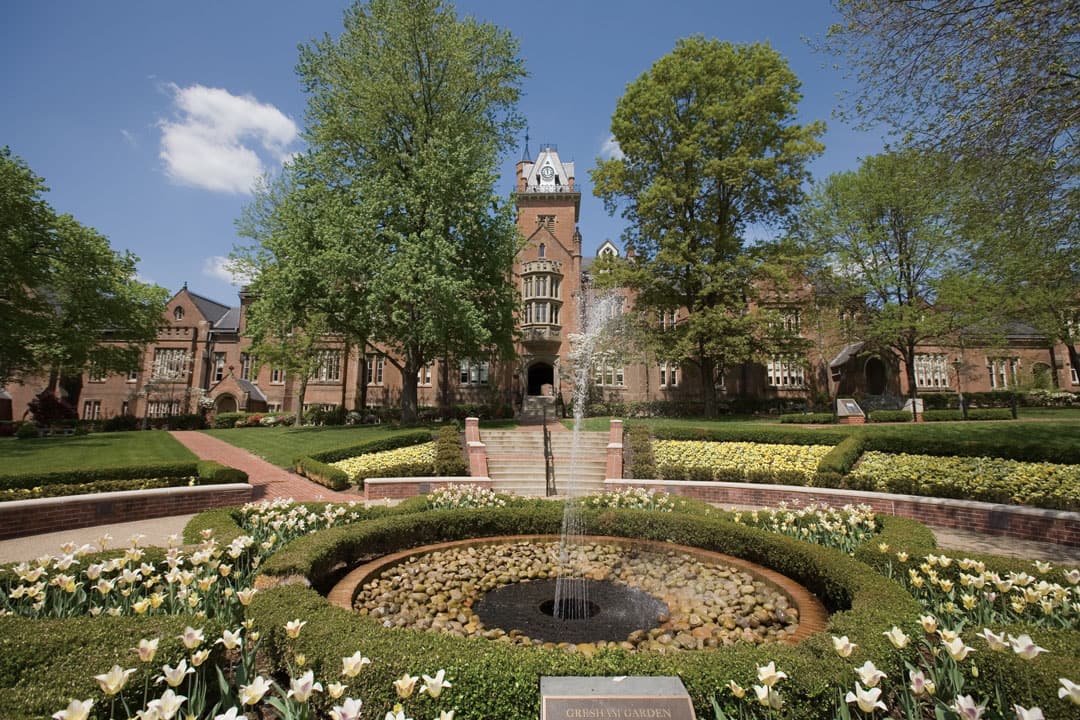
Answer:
top-left (202, 256), bottom-right (251, 286)
top-left (159, 84), bottom-right (299, 194)
top-left (600, 135), bottom-right (624, 160)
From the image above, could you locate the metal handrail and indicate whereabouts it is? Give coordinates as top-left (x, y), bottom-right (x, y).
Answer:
top-left (543, 406), bottom-right (556, 496)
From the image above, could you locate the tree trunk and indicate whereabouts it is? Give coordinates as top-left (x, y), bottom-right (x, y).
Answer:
top-left (903, 344), bottom-right (919, 421)
top-left (700, 355), bottom-right (717, 418)
top-left (294, 376), bottom-right (308, 427)
top-left (340, 341), bottom-right (350, 409)
top-left (439, 353), bottom-right (451, 420)
top-left (401, 359), bottom-right (420, 425)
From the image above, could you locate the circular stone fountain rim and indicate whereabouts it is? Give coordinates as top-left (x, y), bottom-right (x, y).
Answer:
top-left (327, 534), bottom-right (828, 644)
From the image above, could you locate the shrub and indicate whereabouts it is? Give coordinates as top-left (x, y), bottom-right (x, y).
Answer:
top-left (624, 424), bottom-right (656, 479)
top-left (305, 404), bottom-right (347, 426)
top-left (966, 408), bottom-right (1013, 421)
top-left (868, 409), bottom-right (914, 423)
top-left (331, 442), bottom-right (437, 482)
top-left (102, 414), bottom-right (139, 432)
top-left (433, 426), bottom-right (469, 476)
top-left (212, 411), bottom-right (249, 429)
top-left (195, 460), bottom-right (248, 484)
top-left (849, 451), bottom-right (1080, 510)
top-left (14, 423), bottom-right (38, 440)
top-left (27, 391), bottom-right (77, 424)
top-left (779, 412), bottom-right (835, 424)
top-left (166, 412), bottom-right (207, 430)
top-left (0, 462), bottom-right (199, 491)
top-left (295, 456), bottom-right (350, 491)
top-left (816, 434), bottom-right (865, 476)
top-left (923, 409), bottom-right (963, 421)
top-left (651, 424), bottom-right (844, 446)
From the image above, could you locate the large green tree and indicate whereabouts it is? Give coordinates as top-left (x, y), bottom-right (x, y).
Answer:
top-left (823, 0), bottom-right (1078, 166)
top-left (235, 157), bottom-right (370, 425)
top-left (0, 147), bottom-right (167, 390)
top-left (800, 150), bottom-right (982, 404)
top-left (296, 0), bottom-right (524, 423)
top-left (590, 38), bottom-right (824, 416)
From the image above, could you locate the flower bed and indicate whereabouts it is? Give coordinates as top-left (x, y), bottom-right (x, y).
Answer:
top-left (848, 451), bottom-right (1080, 510)
top-left (0, 460), bottom-right (246, 502)
top-left (331, 442), bottom-right (438, 482)
top-left (653, 440), bottom-right (833, 484)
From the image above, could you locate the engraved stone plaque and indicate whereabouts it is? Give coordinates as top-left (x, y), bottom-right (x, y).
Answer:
top-left (541, 676), bottom-right (696, 720)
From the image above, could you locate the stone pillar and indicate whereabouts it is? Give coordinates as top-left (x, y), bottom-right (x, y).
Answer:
top-left (605, 418), bottom-right (624, 480)
top-left (464, 417), bottom-right (488, 478)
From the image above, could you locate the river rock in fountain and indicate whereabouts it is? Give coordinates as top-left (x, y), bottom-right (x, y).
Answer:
top-left (353, 541), bottom-right (798, 653)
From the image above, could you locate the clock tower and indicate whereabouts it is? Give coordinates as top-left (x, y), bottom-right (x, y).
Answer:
top-left (513, 144), bottom-right (583, 417)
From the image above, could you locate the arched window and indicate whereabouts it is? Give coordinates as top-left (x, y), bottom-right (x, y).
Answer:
top-left (538, 243), bottom-right (546, 258)
top-left (173, 306), bottom-right (184, 321)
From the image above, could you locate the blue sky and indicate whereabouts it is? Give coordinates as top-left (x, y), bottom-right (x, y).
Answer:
top-left (2, 1), bottom-right (886, 304)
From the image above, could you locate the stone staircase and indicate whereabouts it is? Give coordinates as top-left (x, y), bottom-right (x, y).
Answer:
top-left (481, 428), bottom-right (609, 497)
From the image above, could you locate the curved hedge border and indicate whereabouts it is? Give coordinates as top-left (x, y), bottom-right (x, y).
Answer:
top-left (293, 430), bottom-right (434, 488)
top-left (251, 505), bottom-right (926, 719)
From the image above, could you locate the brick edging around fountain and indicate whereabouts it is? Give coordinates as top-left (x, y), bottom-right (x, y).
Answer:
top-left (606, 479), bottom-right (1080, 547)
top-left (362, 476), bottom-right (488, 501)
top-left (0, 483), bottom-right (254, 540)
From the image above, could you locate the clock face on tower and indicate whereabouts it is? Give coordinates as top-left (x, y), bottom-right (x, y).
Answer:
top-left (540, 165), bottom-right (554, 181)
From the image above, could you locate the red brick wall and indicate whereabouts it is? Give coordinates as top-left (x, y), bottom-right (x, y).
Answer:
top-left (0, 484), bottom-right (253, 540)
top-left (606, 480), bottom-right (1080, 547)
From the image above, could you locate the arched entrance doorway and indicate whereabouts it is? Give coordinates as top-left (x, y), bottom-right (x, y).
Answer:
top-left (527, 363), bottom-right (554, 395)
top-left (214, 394), bottom-right (238, 413)
top-left (864, 358), bottom-right (887, 395)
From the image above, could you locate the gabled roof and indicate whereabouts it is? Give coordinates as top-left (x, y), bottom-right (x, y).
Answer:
top-left (185, 290), bottom-right (231, 325)
top-left (213, 307), bottom-right (241, 331)
top-left (238, 378), bottom-right (266, 403)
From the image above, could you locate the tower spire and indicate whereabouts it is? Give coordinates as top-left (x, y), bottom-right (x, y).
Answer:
top-left (521, 126), bottom-right (531, 162)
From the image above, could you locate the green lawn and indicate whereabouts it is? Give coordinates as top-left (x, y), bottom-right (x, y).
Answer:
top-left (1018, 406), bottom-right (1080, 419)
top-left (0, 431), bottom-right (196, 473)
top-left (203, 425), bottom-right (433, 467)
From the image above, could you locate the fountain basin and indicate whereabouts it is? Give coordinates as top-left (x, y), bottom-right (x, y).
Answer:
top-left (328, 535), bottom-right (828, 651)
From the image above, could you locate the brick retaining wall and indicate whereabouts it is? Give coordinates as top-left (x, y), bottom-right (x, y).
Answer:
top-left (606, 479), bottom-right (1080, 547)
top-left (0, 484), bottom-right (253, 540)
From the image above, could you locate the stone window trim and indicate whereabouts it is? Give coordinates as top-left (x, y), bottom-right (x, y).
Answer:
top-left (459, 359), bottom-right (490, 386)
top-left (312, 349), bottom-right (342, 384)
top-left (914, 353), bottom-right (950, 389)
top-left (767, 355), bottom-right (805, 388)
top-left (366, 354), bottom-right (385, 386)
top-left (659, 361), bottom-right (680, 388)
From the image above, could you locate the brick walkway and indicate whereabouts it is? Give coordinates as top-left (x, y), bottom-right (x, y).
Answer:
top-left (169, 431), bottom-right (359, 503)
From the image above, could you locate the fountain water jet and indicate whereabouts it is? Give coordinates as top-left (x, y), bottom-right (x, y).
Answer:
top-left (552, 291), bottom-right (623, 621)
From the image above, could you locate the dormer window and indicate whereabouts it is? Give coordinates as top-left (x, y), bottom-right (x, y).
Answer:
top-left (173, 306), bottom-right (184, 321)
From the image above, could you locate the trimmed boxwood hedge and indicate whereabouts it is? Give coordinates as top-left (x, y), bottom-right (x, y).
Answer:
top-left (0, 460), bottom-right (247, 500)
top-left (868, 409), bottom-right (914, 423)
top-left (295, 456), bottom-right (350, 491)
top-left (779, 412), bottom-right (836, 424)
top-left (252, 505), bottom-right (929, 719)
top-left (649, 424), bottom-right (846, 446)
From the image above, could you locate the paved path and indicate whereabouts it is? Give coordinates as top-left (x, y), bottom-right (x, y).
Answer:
top-left (168, 430), bottom-right (359, 503)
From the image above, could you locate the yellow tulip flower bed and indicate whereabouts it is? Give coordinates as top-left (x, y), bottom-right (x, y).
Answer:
top-left (331, 442), bottom-right (438, 481)
top-left (652, 440), bottom-right (833, 484)
top-left (849, 451), bottom-right (1080, 510)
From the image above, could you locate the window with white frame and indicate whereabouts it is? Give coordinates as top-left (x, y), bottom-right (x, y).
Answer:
top-left (147, 400), bottom-right (181, 418)
top-left (594, 357), bottom-right (624, 387)
top-left (914, 353), bottom-right (950, 388)
top-left (152, 348), bottom-right (188, 379)
top-left (987, 357), bottom-right (1018, 389)
top-left (782, 309), bottom-right (801, 334)
top-left (267, 403), bottom-right (282, 412)
top-left (120, 400), bottom-right (130, 416)
top-left (767, 356), bottom-right (805, 388)
top-left (418, 363), bottom-right (433, 386)
top-left (127, 367), bottom-right (139, 383)
top-left (213, 352), bottom-right (226, 382)
top-left (313, 350), bottom-right (342, 383)
top-left (1072, 366), bottom-right (1078, 385)
top-left (240, 353), bottom-right (254, 381)
top-left (82, 400), bottom-right (101, 420)
top-left (459, 359), bottom-right (489, 385)
top-left (658, 309), bottom-right (678, 330)
top-left (270, 368), bottom-right (286, 384)
top-left (659, 361), bottom-right (679, 388)
top-left (366, 354), bottom-right (385, 385)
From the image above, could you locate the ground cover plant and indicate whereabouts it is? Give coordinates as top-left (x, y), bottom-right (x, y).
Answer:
top-left (202, 425), bottom-right (432, 468)
top-left (848, 451), bottom-right (1080, 511)
top-left (0, 431), bottom-right (196, 473)
top-left (4, 493), bottom-right (1077, 719)
top-left (0, 460), bottom-right (246, 502)
top-left (331, 442), bottom-right (437, 482)
top-left (653, 440), bottom-right (833, 484)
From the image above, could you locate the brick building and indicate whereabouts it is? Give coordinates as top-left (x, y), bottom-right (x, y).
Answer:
top-left (3, 144), bottom-right (1077, 422)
